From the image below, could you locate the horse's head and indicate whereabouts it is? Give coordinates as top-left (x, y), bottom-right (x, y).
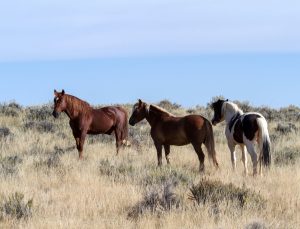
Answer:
top-left (211, 99), bottom-right (228, 125)
top-left (53, 89), bottom-right (67, 118)
top-left (129, 99), bottom-right (148, 126)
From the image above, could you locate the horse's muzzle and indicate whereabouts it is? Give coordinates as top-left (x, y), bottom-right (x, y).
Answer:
top-left (129, 119), bottom-right (135, 126)
top-left (211, 119), bottom-right (217, 126)
top-left (52, 111), bottom-right (59, 118)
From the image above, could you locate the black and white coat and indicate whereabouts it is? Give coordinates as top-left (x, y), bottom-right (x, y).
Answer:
top-left (211, 100), bottom-right (271, 175)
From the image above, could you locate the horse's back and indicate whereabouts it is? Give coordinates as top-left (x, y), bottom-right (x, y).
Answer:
top-left (184, 115), bottom-right (207, 130)
top-left (158, 116), bottom-right (184, 132)
top-left (183, 115), bottom-right (211, 141)
top-left (102, 106), bottom-right (128, 140)
top-left (92, 106), bottom-right (128, 137)
top-left (152, 114), bottom-right (209, 145)
top-left (87, 108), bottom-right (114, 134)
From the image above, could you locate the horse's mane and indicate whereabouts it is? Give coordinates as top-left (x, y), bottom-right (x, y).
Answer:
top-left (224, 101), bottom-right (243, 115)
top-left (149, 104), bottom-right (175, 117)
top-left (65, 94), bottom-right (92, 114)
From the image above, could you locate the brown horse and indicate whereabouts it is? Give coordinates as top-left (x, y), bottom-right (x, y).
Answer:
top-left (129, 99), bottom-right (219, 172)
top-left (52, 89), bottom-right (128, 159)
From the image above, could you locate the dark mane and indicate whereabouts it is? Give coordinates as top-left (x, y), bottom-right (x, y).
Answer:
top-left (65, 94), bottom-right (92, 114)
top-left (149, 104), bottom-right (175, 117)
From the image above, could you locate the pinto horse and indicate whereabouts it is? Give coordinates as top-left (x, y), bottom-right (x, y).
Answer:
top-left (211, 99), bottom-right (271, 175)
top-left (129, 99), bottom-right (219, 172)
top-left (52, 90), bottom-right (128, 159)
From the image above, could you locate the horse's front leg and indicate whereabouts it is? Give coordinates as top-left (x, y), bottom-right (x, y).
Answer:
top-left (78, 131), bottom-right (87, 159)
top-left (154, 141), bottom-right (163, 166)
top-left (75, 137), bottom-right (80, 150)
top-left (72, 130), bottom-right (81, 157)
top-left (228, 141), bottom-right (237, 171)
top-left (164, 145), bottom-right (171, 164)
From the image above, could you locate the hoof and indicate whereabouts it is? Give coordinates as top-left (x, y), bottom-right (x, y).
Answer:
top-left (199, 165), bottom-right (205, 173)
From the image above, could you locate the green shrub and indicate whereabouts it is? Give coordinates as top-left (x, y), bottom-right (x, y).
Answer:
top-left (98, 159), bottom-right (135, 182)
top-left (275, 123), bottom-right (297, 134)
top-left (0, 155), bottom-right (22, 177)
top-left (33, 146), bottom-right (69, 170)
top-left (7, 102), bottom-right (22, 110)
top-left (257, 106), bottom-right (278, 121)
top-left (0, 127), bottom-right (12, 138)
top-left (189, 179), bottom-right (265, 209)
top-left (24, 121), bottom-right (56, 133)
top-left (25, 105), bottom-right (52, 121)
top-left (0, 102), bottom-right (22, 117)
top-left (274, 147), bottom-right (300, 166)
top-left (0, 192), bottom-right (33, 220)
top-left (157, 99), bottom-right (181, 110)
top-left (128, 179), bottom-right (181, 219)
top-left (142, 167), bottom-right (192, 187)
top-left (245, 221), bottom-right (267, 229)
top-left (88, 134), bottom-right (114, 144)
top-left (128, 125), bottom-right (151, 150)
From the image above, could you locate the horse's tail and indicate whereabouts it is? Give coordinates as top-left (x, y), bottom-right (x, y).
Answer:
top-left (204, 119), bottom-right (219, 168)
top-left (257, 117), bottom-right (271, 167)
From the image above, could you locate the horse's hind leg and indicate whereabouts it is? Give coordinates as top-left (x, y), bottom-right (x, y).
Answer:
top-left (164, 145), bottom-right (170, 165)
top-left (240, 145), bottom-right (248, 176)
top-left (192, 143), bottom-right (205, 172)
top-left (244, 139), bottom-right (258, 176)
top-left (114, 130), bottom-right (122, 155)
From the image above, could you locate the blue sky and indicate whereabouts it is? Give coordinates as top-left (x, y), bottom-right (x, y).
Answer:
top-left (0, 1), bottom-right (299, 108)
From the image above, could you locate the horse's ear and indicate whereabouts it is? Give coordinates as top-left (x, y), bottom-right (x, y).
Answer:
top-left (226, 99), bottom-right (228, 101)
top-left (54, 90), bottom-right (58, 96)
top-left (62, 89), bottom-right (65, 95)
top-left (138, 99), bottom-right (142, 105)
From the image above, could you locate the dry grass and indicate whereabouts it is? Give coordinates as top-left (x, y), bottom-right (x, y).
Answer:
top-left (0, 103), bottom-right (299, 229)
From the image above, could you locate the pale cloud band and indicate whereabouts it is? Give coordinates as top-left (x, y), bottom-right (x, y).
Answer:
top-left (0, 0), bottom-right (299, 61)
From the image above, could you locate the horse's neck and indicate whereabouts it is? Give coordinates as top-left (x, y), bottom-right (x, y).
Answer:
top-left (64, 105), bottom-right (79, 120)
top-left (145, 106), bottom-right (154, 127)
top-left (64, 98), bottom-right (84, 120)
top-left (224, 109), bottom-right (243, 124)
top-left (146, 106), bottom-right (163, 127)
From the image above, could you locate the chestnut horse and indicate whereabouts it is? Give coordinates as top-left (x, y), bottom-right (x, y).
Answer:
top-left (52, 90), bottom-right (128, 159)
top-left (129, 99), bottom-right (219, 172)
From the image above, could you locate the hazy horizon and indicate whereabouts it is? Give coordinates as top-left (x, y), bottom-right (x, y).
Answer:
top-left (0, 1), bottom-right (299, 109)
